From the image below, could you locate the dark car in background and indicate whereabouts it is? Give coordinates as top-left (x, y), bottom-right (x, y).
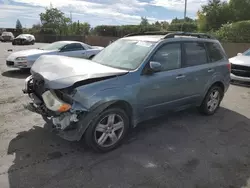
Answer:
top-left (12, 34), bottom-right (35, 45)
top-left (0, 32), bottom-right (14, 42)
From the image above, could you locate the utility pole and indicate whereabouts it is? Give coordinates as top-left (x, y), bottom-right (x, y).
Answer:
top-left (70, 11), bottom-right (72, 23)
top-left (184, 0), bottom-right (187, 19)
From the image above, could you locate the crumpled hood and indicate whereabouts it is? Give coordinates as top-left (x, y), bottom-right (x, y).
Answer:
top-left (229, 55), bottom-right (250, 66)
top-left (7, 49), bottom-right (55, 60)
top-left (31, 55), bottom-right (128, 89)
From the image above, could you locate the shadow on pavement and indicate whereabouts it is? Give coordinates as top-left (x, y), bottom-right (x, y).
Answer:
top-left (1, 69), bottom-right (30, 79)
top-left (7, 107), bottom-right (250, 188)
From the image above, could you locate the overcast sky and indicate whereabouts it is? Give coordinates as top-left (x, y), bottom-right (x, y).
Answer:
top-left (0, 0), bottom-right (212, 28)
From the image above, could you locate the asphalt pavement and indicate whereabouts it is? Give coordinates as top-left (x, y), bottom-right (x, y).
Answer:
top-left (0, 42), bottom-right (250, 188)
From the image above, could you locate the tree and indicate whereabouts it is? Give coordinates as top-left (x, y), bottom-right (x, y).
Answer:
top-left (140, 17), bottom-right (149, 26)
top-left (168, 17), bottom-right (197, 32)
top-left (229, 0), bottom-right (250, 22)
top-left (16, 19), bottom-right (22, 29)
top-left (140, 17), bottom-right (150, 32)
top-left (215, 20), bottom-right (250, 43)
top-left (40, 7), bottom-right (71, 35)
top-left (70, 21), bottom-right (91, 35)
top-left (160, 21), bottom-right (169, 30)
top-left (197, 0), bottom-right (232, 32)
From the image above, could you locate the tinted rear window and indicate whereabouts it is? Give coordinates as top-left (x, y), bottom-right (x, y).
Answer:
top-left (184, 42), bottom-right (208, 67)
top-left (205, 42), bottom-right (225, 62)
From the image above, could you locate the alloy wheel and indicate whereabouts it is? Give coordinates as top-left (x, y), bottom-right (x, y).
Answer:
top-left (94, 113), bottom-right (125, 147)
top-left (207, 89), bottom-right (220, 112)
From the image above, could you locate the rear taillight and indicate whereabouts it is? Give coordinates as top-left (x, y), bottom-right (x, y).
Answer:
top-left (227, 63), bottom-right (231, 72)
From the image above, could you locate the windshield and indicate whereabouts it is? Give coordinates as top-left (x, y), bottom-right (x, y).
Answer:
top-left (92, 39), bottom-right (156, 70)
top-left (39, 41), bottom-right (68, 50)
top-left (17, 34), bottom-right (29, 38)
top-left (243, 49), bottom-right (250, 56)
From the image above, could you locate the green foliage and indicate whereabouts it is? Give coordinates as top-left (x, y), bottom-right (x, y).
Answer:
top-left (197, 0), bottom-right (232, 32)
top-left (92, 17), bottom-right (170, 37)
top-left (16, 19), bottom-right (22, 30)
top-left (140, 17), bottom-right (149, 27)
top-left (40, 7), bottom-right (71, 35)
top-left (229, 0), bottom-right (250, 22)
top-left (215, 21), bottom-right (250, 43)
top-left (168, 17), bottom-right (197, 32)
top-left (69, 21), bottom-right (91, 35)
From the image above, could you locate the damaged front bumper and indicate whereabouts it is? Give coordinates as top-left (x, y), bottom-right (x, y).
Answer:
top-left (23, 75), bottom-right (92, 141)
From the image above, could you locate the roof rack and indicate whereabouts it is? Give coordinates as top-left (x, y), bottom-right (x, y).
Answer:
top-left (123, 31), bottom-right (214, 39)
top-left (124, 31), bottom-right (172, 37)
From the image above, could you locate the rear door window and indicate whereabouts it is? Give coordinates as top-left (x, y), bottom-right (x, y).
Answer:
top-left (205, 42), bottom-right (226, 62)
top-left (184, 42), bottom-right (208, 67)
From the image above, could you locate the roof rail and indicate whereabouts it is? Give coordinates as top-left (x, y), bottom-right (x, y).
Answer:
top-left (123, 31), bottom-right (172, 37)
top-left (123, 31), bottom-right (214, 39)
top-left (163, 32), bottom-right (214, 39)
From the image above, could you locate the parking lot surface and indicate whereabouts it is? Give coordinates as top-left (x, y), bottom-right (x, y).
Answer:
top-left (0, 42), bottom-right (250, 188)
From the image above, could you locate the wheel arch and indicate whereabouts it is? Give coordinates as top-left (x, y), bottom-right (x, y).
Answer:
top-left (77, 100), bottom-right (134, 141)
top-left (210, 81), bottom-right (225, 93)
top-left (202, 81), bottom-right (225, 102)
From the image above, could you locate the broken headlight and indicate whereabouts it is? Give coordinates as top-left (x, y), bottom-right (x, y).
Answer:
top-left (42, 90), bottom-right (71, 112)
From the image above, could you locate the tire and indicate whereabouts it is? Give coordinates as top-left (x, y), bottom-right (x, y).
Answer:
top-left (84, 107), bottom-right (130, 152)
top-left (198, 85), bottom-right (223, 115)
top-left (89, 55), bottom-right (95, 60)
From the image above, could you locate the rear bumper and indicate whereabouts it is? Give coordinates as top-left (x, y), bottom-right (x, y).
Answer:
top-left (231, 73), bottom-right (250, 82)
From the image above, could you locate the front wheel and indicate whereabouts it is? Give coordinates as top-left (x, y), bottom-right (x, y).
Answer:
top-left (84, 107), bottom-right (129, 152)
top-left (198, 86), bottom-right (223, 115)
top-left (89, 55), bottom-right (95, 60)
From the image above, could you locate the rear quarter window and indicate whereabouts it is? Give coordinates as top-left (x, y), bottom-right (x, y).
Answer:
top-left (205, 42), bottom-right (226, 63)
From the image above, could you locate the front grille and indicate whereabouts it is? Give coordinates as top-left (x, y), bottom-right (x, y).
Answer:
top-left (2, 36), bottom-right (11, 40)
top-left (6, 61), bottom-right (14, 66)
top-left (231, 64), bottom-right (250, 77)
top-left (14, 39), bottom-right (26, 44)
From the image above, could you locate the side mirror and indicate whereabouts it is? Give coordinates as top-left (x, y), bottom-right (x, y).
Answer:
top-left (149, 61), bottom-right (162, 72)
top-left (237, 53), bottom-right (243, 56)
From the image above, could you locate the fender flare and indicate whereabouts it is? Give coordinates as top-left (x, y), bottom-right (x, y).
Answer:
top-left (75, 100), bottom-right (119, 141)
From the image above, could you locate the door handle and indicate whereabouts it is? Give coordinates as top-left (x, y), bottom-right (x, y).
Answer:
top-left (176, 75), bottom-right (185, 79)
top-left (208, 68), bottom-right (214, 73)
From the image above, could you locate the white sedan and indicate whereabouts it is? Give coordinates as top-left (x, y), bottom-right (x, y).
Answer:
top-left (6, 41), bottom-right (104, 69)
top-left (229, 49), bottom-right (250, 82)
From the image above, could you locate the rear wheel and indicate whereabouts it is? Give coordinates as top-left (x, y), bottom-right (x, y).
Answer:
top-left (199, 85), bottom-right (223, 115)
top-left (84, 107), bottom-right (129, 152)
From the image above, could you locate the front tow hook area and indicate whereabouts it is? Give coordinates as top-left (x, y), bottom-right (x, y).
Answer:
top-left (24, 102), bottom-right (44, 115)
top-left (22, 89), bottom-right (28, 94)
